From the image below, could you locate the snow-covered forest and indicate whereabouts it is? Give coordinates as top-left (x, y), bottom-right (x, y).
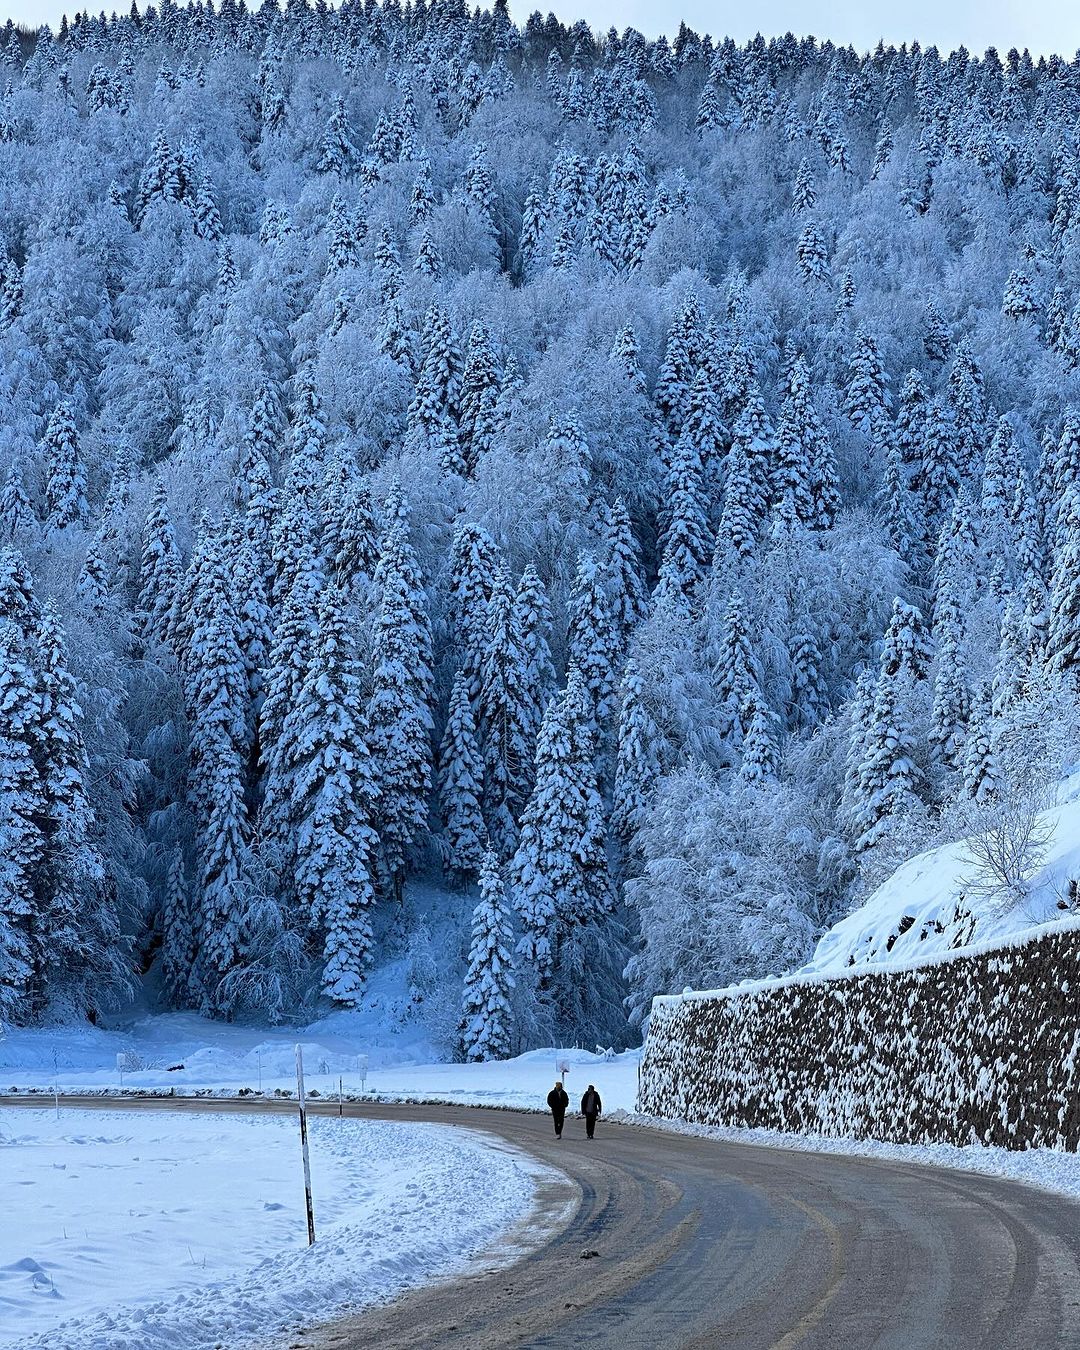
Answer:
top-left (0, 0), bottom-right (1078, 1054)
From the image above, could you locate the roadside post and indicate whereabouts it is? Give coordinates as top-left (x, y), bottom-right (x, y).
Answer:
top-left (338, 1076), bottom-right (343, 1118)
top-left (295, 1044), bottom-right (316, 1245)
top-left (357, 1054), bottom-right (368, 1093)
top-left (53, 1049), bottom-right (59, 1120)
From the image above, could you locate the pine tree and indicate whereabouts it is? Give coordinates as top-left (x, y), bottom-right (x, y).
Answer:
top-left (439, 670), bottom-right (486, 883)
top-left (1048, 487), bottom-right (1080, 675)
top-left (791, 156), bottom-right (816, 213)
top-left (712, 591), bottom-right (762, 745)
top-left (852, 663), bottom-right (922, 853)
top-left (922, 299), bottom-right (950, 363)
top-left (919, 396), bottom-right (960, 523)
top-left (448, 521), bottom-right (500, 706)
top-left (929, 612), bottom-right (968, 774)
top-left (844, 327), bottom-right (891, 434)
top-left (611, 657), bottom-right (659, 842)
top-left (514, 563), bottom-right (555, 756)
top-left (510, 670), bottom-right (609, 985)
top-left (567, 551), bottom-right (619, 733)
top-left (479, 567), bottom-right (533, 854)
top-left (34, 601), bottom-right (116, 1016)
top-left (319, 93), bottom-right (356, 174)
top-left (787, 604), bottom-right (828, 730)
top-left (368, 494), bottom-right (434, 902)
top-left (407, 303), bottom-right (464, 474)
top-left (1002, 268), bottom-right (1037, 321)
top-left (739, 698), bottom-right (778, 784)
top-left (775, 355), bottom-right (839, 529)
top-left (458, 322), bottom-right (501, 472)
top-left (655, 433), bottom-right (712, 599)
top-left (0, 463), bottom-right (32, 538)
top-left (796, 220), bottom-right (829, 281)
top-left (0, 620), bottom-right (43, 1022)
top-left (459, 850), bottom-right (515, 1062)
top-left (289, 585), bottom-right (379, 1004)
top-left (42, 402), bottom-right (88, 531)
top-left (185, 541), bottom-right (251, 1010)
top-left (602, 497), bottom-right (648, 637)
top-left (962, 683), bottom-right (1000, 804)
top-left (259, 543), bottom-right (325, 850)
top-left (138, 480), bottom-right (182, 649)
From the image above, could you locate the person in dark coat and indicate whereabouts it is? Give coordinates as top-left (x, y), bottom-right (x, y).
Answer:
top-left (581, 1085), bottom-right (602, 1139)
top-left (547, 1081), bottom-right (569, 1138)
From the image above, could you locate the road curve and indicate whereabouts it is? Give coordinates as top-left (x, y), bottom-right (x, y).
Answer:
top-left (4, 1095), bottom-right (1080, 1349)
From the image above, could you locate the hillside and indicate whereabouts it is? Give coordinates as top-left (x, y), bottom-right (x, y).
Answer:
top-left (805, 771), bottom-right (1080, 976)
top-left (0, 3), bottom-right (1079, 1053)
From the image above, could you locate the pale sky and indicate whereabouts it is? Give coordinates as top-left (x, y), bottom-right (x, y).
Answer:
top-left (7, 0), bottom-right (1079, 60)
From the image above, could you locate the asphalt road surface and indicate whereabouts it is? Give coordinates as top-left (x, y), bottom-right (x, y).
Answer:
top-left (4, 1094), bottom-right (1080, 1350)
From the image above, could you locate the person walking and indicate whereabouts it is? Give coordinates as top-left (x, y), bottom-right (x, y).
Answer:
top-left (581, 1084), bottom-right (602, 1139)
top-left (547, 1080), bottom-right (569, 1139)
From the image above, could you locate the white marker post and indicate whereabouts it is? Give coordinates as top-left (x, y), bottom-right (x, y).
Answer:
top-left (295, 1044), bottom-right (316, 1246)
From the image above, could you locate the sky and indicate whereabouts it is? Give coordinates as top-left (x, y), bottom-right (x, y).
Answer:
top-left (4, 0), bottom-right (1078, 59)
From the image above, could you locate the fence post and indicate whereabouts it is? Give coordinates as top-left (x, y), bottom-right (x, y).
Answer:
top-left (295, 1044), bottom-right (316, 1246)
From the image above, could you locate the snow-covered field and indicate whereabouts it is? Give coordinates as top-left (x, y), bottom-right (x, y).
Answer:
top-left (0, 1108), bottom-right (555, 1350)
top-left (0, 1013), bottom-right (640, 1112)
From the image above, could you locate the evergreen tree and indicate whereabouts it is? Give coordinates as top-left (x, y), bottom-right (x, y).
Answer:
top-left (655, 433), bottom-right (712, 599)
top-left (479, 567), bottom-right (533, 854)
top-left (510, 670), bottom-right (610, 985)
top-left (567, 551), bottom-right (619, 733)
top-left (775, 355), bottom-right (839, 529)
top-left (368, 495), bottom-right (434, 902)
top-left (42, 402), bottom-right (88, 532)
top-left (439, 670), bottom-right (486, 882)
top-left (459, 850), bottom-right (515, 1060)
top-left (844, 327), bottom-right (891, 434)
top-left (448, 521), bottom-right (500, 705)
top-left (0, 621), bottom-right (43, 1022)
top-left (962, 683), bottom-right (1000, 804)
top-left (289, 585), bottom-right (379, 1004)
top-left (611, 657), bottom-right (659, 842)
top-left (185, 541), bottom-right (251, 1010)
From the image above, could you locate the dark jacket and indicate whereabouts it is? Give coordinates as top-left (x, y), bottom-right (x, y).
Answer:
top-left (547, 1087), bottom-right (569, 1114)
top-left (581, 1089), bottom-right (602, 1118)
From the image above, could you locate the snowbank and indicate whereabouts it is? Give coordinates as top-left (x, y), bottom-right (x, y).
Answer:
top-left (0, 1108), bottom-right (554, 1350)
top-left (0, 1018), bottom-right (640, 1112)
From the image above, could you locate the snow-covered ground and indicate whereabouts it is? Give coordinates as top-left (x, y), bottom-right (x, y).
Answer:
top-left (804, 771), bottom-right (1080, 977)
top-left (0, 1012), bottom-right (640, 1110)
top-left (0, 1107), bottom-right (556, 1350)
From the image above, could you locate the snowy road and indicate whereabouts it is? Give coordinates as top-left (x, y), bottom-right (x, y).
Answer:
top-left (4, 1096), bottom-right (1080, 1349)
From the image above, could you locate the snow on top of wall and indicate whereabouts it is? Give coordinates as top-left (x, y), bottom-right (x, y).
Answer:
top-left (654, 772), bottom-right (1080, 1007)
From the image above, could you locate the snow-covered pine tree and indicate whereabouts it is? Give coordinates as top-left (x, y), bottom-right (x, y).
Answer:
top-left (290, 584), bottom-right (380, 1004)
top-left (655, 432), bottom-right (712, 599)
top-left (510, 669), bottom-right (610, 986)
top-left (0, 620), bottom-right (44, 1022)
top-left (448, 520), bottom-right (499, 706)
top-left (459, 849), bottom-right (515, 1062)
top-left (42, 402), bottom-right (88, 533)
top-left (439, 670), bottom-right (486, 883)
top-left (368, 492), bottom-right (434, 903)
top-left (962, 683), bottom-right (1000, 804)
top-left (567, 551), bottom-right (619, 734)
top-left (137, 480), bottom-right (182, 650)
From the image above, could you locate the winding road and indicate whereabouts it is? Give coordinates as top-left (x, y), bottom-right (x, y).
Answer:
top-left (4, 1095), bottom-right (1080, 1349)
